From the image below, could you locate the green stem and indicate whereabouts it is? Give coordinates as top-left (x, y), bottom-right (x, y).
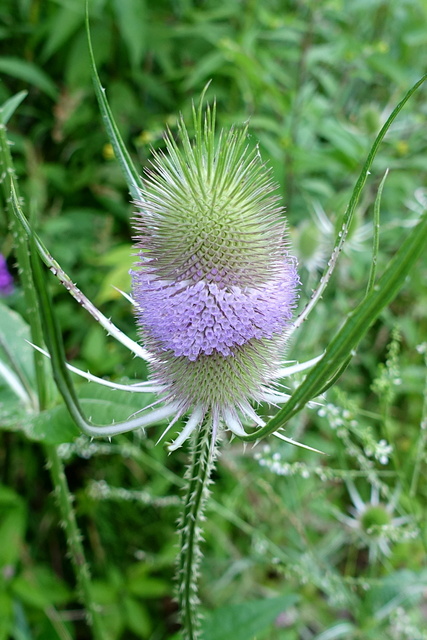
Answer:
top-left (410, 350), bottom-right (427, 498)
top-left (0, 121), bottom-right (47, 410)
top-left (46, 444), bottom-right (108, 640)
top-left (1, 113), bottom-right (110, 636)
top-left (177, 423), bottom-right (217, 640)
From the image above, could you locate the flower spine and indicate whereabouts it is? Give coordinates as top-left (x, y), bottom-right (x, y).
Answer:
top-left (131, 103), bottom-right (299, 449)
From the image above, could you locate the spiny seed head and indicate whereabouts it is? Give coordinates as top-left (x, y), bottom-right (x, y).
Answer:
top-left (131, 101), bottom-right (300, 447)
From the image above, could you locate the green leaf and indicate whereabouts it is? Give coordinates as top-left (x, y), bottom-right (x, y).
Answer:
top-left (0, 592), bottom-right (13, 640)
top-left (123, 597), bottom-right (151, 637)
top-left (7, 186), bottom-right (155, 439)
top-left (0, 490), bottom-right (26, 567)
top-left (0, 303), bottom-right (36, 394)
top-left (0, 302), bottom-right (41, 412)
top-left (0, 386), bottom-right (30, 434)
top-left (77, 382), bottom-right (156, 420)
top-left (1, 517), bottom-right (25, 570)
top-left (293, 73), bottom-right (427, 332)
top-left (23, 224), bottom-right (134, 437)
top-left (112, 0), bottom-right (147, 68)
top-left (243, 208), bottom-right (427, 441)
top-left (202, 594), bottom-right (298, 640)
top-left (365, 169), bottom-right (388, 296)
top-left (0, 91), bottom-right (27, 125)
top-left (0, 58), bottom-right (58, 100)
top-left (127, 563), bottom-right (170, 598)
top-left (11, 566), bottom-right (70, 610)
top-left (28, 382), bottom-right (157, 444)
top-left (240, 72), bottom-right (427, 443)
top-left (86, 2), bottom-right (144, 201)
top-left (41, 0), bottom-right (84, 61)
top-left (94, 244), bottom-right (134, 304)
top-left (0, 107), bottom-right (50, 409)
top-left (28, 405), bottom-right (80, 444)
top-left (314, 622), bottom-right (358, 640)
top-left (366, 569), bottom-right (427, 620)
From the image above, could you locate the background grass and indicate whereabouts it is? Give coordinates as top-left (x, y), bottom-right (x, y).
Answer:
top-left (1, 1), bottom-right (427, 638)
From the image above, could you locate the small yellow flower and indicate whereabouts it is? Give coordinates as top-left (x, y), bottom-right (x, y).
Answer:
top-left (136, 130), bottom-right (155, 145)
top-left (396, 140), bottom-right (409, 156)
top-left (102, 143), bottom-right (115, 160)
top-left (376, 41), bottom-right (389, 53)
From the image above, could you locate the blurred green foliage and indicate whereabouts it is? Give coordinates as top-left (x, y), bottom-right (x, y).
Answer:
top-left (1, 0), bottom-right (427, 638)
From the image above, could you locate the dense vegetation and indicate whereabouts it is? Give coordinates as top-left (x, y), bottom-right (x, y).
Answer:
top-left (1, 1), bottom-right (427, 638)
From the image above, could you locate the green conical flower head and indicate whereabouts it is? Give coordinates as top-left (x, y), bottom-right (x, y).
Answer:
top-left (132, 103), bottom-right (299, 448)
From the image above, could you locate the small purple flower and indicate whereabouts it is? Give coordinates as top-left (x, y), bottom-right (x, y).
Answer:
top-left (0, 254), bottom-right (13, 296)
top-left (131, 107), bottom-right (300, 449)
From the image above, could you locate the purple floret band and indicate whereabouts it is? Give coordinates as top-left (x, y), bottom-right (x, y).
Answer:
top-left (132, 258), bottom-right (299, 361)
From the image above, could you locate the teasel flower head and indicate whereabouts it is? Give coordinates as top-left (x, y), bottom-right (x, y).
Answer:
top-left (131, 103), bottom-right (300, 450)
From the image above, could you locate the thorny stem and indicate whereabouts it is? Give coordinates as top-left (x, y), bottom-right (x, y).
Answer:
top-left (46, 445), bottom-right (108, 640)
top-left (8, 189), bottom-right (150, 363)
top-left (1, 113), bottom-right (107, 639)
top-left (0, 123), bottom-right (47, 409)
top-left (177, 422), bottom-right (217, 640)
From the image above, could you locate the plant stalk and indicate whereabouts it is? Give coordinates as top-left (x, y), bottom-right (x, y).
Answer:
top-left (46, 444), bottom-right (108, 640)
top-left (177, 422), bottom-right (217, 640)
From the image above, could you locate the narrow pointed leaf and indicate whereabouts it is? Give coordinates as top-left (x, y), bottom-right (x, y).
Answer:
top-left (0, 57), bottom-right (57, 99)
top-left (0, 91), bottom-right (28, 125)
top-left (291, 73), bottom-right (427, 334)
top-left (241, 208), bottom-right (427, 441)
top-left (85, 1), bottom-right (144, 201)
top-left (365, 169), bottom-right (388, 296)
top-left (0, 111), bottom-right (48, 409)
top-left (23, 215), bottom-right (171, 439)
top-left (8, 183), bottom-right (150, 361)
top-left (29, 384), bottom-right (157, 444)
top-left (0, 302), bottom-right (38, 408)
